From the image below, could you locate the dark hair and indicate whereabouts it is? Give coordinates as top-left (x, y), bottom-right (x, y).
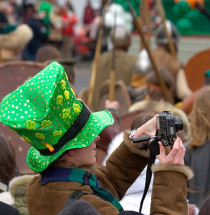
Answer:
top-left (131, 109), bottom-right (157, 130)
top-left (58, 199), bottom-right (100, 215)
top-left (146, 69), bottom-right (175, 101)
top-left (35, 45), bottom-right (61, 63)
top-left (0, 133), bottom-right (16, 182)
top-left (146, 69), bottom-right (174, 89)
top-left (25, 4), bottom-right (35, 13)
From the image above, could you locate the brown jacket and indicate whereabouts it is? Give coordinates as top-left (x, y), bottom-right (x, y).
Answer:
top-left (26, 133), bottom-right (193, 215)
top-left (92, 51), bottom-right (137, 111)
top-left (152, 47), bottom-right (181, 79)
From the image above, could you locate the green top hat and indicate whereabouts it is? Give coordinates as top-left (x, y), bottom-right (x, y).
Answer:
top-left (0, 61), bottom-right (114, 172)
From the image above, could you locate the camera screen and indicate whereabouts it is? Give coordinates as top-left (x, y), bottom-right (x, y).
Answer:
top-left (170, 126), bottom-right (174, 134)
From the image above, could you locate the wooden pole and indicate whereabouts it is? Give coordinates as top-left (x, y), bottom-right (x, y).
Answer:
top-left (139, 0), bottom-right (151, 50)
top-left (87, 27), bottom-right (103, 108)
top-left (156, 0), bottom-right (176, 57)
top-left (87, 0), bottom-right (111, 108)
top-left (108, 12), bottom-right (117, 101)
top-left (195, 2), bottom-right (210, 20)
top-left (127, 0), bottom-right (173, 104)
top-left (144, 0), bottom-right (151, 49)
top-left (139, 0), bottom-right (144, 50)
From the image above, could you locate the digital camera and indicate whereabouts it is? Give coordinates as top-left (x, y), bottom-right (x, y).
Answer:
top-left (156, 111), bottom-right (183, 146)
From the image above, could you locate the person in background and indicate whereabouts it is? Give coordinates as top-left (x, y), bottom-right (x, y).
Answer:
top-left (48, 4), bottom-right (64, 49)
top-left (0, 24), bottom-right (33, 62)
top-left (22, 4), bottom-right (45, 61)
top-left (184, 86), bottom-right (210, 208)
top-left (60, 2), bottom-right (78, 58)
top-left (4, 2), bottom-right (17, 26)
top-left (37, 0), bottom-right (53, 40)
top-left (0, 201), bottom-right (20, 215)
top-left (9, 175), bottom-right (34, 215)
top-left (83, 0), bottom-right (94, 37)
top-left (58, 199), bottom-right (100, 215)
top-left (154, 21), bottom-right (192, 101)
top-left (91, 25), bottom-right (137, 112)
top-left (10, 0), bottom-right (22, 23)
top-left (0, 1), bottom-right (8, 33)
top-left (181, 70), bottom-right (210, 115)
top-left (0, 133), bottom-right (16, 205)
top-left (89, 9), bottom-right (101, 43)
top-left (129, 69), bottom-right (191, 143)
top-left (0, 61), bottom-right (193, 215)
top-left (133, 21), bottom-right (192, 102)
top-left (66, 0), bottom-right (74, 13)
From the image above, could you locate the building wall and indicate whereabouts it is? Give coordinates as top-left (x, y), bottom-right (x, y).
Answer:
top-left (128, 35), bottom-right (210, 65)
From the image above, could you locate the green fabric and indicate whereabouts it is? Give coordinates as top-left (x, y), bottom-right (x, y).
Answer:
top-left (39, 1), bottom-right (53, 27)
top-left (0, 61), bottom-right (114, 173)
top-left (114, 0), bottom-right (140, 16)
top-left (39, 1), bottom-right (53, 13)
top-left (41, 167), bottom-right (123, 212)
top-left (2, 25), bottom-right (17, 34)
top-left (163, 0), bottom-right (210, 35)
top-left (205, 70), bottom-right (210, 77)
top-left (116, 0), bottom-right (210, 35)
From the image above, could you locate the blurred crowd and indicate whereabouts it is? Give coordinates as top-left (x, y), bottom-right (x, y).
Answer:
top-left (0, 0), bottom-right (108, 62)
top-left (0, 0), bottom-right (210, 215)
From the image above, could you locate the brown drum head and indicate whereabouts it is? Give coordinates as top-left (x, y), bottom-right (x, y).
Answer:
top-left (0, 61), bottom-right (45, 173)
top-left (185, 49), bottom-right (210, 91)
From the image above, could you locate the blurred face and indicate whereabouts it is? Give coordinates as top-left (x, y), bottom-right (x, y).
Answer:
top-left (72, 136), bottom-right (100, 166)
top-left (5, 5), bottom-right (14, 14)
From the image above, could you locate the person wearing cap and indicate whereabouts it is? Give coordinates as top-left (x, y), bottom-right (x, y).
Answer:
top-left (0, 61), bottom-right (193, 215)
top-left (0, 24), bottom-right (33, 62)
top-left (90, 25), bottom-right (138, 112)
top-left (154, 20), bottom-right (192, 101)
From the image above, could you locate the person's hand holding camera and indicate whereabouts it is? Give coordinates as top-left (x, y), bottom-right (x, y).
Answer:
top-left (135, 116), bottom-right (157, 138)
top-left (158, 137), bottom-right (185, 165)
top-left (132, 112), bottom-right (186, 165)
top-left (132, 115), bottom-right (157, 148)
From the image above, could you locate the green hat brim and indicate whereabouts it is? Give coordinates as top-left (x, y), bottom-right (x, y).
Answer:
top-left (26, 110), bottom-right (113, 172)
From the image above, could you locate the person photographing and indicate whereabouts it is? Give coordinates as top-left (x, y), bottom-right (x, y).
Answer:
top-left (0, 61), bottom-right (193, 215)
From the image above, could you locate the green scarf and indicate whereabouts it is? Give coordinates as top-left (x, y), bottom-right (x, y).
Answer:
top-left (41, 166), bottom-right (123, 212)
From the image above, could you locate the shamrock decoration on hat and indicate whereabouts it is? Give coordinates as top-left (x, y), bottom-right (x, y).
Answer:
top-left (0, 61), bottom-right (114, 172)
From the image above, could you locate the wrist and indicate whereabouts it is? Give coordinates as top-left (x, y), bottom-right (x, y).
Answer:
top-left (124, 131), bottom-right (150, 158)
top-left (129, 133), bottom-right (150, 151)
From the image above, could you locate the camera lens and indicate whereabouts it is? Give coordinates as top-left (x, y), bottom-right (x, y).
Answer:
top-left (175, 117), bottom-right (183, 132)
